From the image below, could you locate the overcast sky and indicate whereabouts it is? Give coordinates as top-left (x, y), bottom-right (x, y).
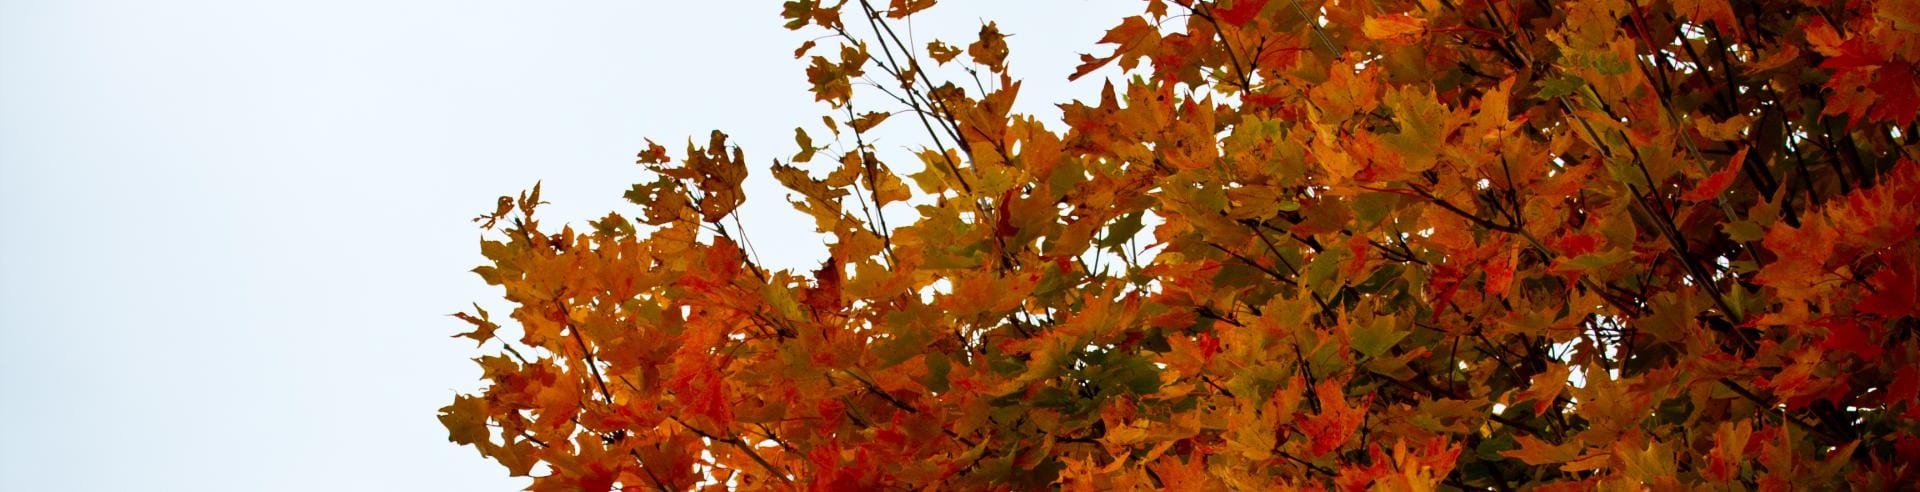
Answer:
top-left (0, 1), bottom-right (1141, 489)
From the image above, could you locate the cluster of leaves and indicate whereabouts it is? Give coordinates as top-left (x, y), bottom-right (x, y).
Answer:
top-left (443, 0), bottom-right (1920, 489)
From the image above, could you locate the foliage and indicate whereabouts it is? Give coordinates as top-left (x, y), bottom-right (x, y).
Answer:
top-left (443, 0), bottom-right (1920, 489)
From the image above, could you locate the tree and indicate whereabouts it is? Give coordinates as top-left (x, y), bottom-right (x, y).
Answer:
top-left (441, 0), bottom-right (1920, 489)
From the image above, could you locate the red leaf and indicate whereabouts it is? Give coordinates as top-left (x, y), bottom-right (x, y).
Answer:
top-left (1682, 146), bottom-right (1746, 201)
top-left (1212, 0), bottom-right (1268, 26)
top-left (1887, 367), bottom-right (1920, 407)
top-left (1344, 234), bottom-right (1371, 276)
top-left (1301, 378), bottom-right (1369, 456)
top-left (1815, 317), bottom-right (1881, 361)
top-left (994, 189), bottom-right (1019, 237)
top-left (671, 363), bottom-right (734, 427)
top-left (815, 398), bottom-right (847, 433)
top-left (1484, 248), bottom-right (1518, 297)
top-left (803, 257), bottom-right (844, 310)
top-left (1428, 262), bottom-right (1464, 320)
top-left (1859, 253), bottom-right (1920, 318)
top-left (1869, 63), bottom-right (1920, 129)
top-left (1053, 255), bottom-right (1074, 272)
top-left (1196, 332), bottom-right (1220, 361)
top-left (1553, 232), bottom-right (1602, 257)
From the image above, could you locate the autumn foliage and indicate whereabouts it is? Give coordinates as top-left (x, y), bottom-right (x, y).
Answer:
top-left (443, 0), bottom-right (1920, 489)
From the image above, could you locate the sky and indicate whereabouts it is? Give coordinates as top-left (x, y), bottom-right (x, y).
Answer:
top-left (0, 0), bottom-right (1142, 489)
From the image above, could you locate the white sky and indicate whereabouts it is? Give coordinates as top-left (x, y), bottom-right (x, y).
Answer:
top-left (0, 1), bottom-right (1141, 489)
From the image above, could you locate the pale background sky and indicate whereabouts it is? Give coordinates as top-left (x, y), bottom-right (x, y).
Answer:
top-left (0, 1), bottom-right (1141, 489)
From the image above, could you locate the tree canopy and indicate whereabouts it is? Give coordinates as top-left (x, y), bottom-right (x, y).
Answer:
top-left (443, 0), bottom-right (1920, 489)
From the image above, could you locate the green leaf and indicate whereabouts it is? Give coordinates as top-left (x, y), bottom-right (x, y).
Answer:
top-left (1102, 354), bottom-right (1163, 395)
top-left (1306, 247), bottom-right (1349, 298)
top-left (923, 351), bottom-right (952, 393)
top-left (1536, 74), bottom-right (1587, 100)
top-left (1722, 219), bottom-right (1765, 242)
top-left (762, 284), bottom-right (806, 321)
top-left (1350, 314), bottom-right (1408, 359)
top-left (1098, 212), bottom-right (1146, 249)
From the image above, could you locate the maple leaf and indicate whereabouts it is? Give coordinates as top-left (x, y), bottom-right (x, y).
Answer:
top-left (1071, 16), bottom-right (1156, 81)
top-left (1815, 317), bottom-right (1882, 361)
top-left (802, 257), bottom-right (843, 310)
top-left (1301, 378), bottom-right (1369, 456)
top-left (451, 305), bottom-right (500, 347)
top-left (669, 361), bottom-right (735, 427)
top-left (1517, 363), bottom-right (1572, 415)
top-left (1500, 435), bottom-right (1583, 466)
top-left (792, 127), bottom-right (819, 162)
top-left (849, 111), bottom-right (892, 132)
top-left (1682, 146), bottom-right (1746, 201)
top-left (926, 40), bottom-right (962, 64)
top-left (806, 56), bottom-right (856, 105)
top-left (886, 0), bottom-right (935, 18)
top-left (438, 396), bottom-right (491, 447)
top-left (967, 22), bottom-right (1008, 70)
top-left (1858, 253), bottom-right (1920, 318)
top-left (1362, 13), bottom-right (1426, 41)
top-left (1867, 62), bottom-right (1919, 127)
top-left (1211, 0), bottom-right (1268, 27)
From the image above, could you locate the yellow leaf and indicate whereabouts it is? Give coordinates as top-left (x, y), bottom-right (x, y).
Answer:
top-left (1500, 435), bottom-right (1583, 465)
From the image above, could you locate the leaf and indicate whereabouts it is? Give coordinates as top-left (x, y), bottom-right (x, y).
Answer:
top-left (1362, 13), bottom-right (1426, 40)
top-left (1695, 114), bottom-right (1751, 141)
top-left (451, 306), bottom-right (501, 347)
top-left (886, 0), bottom-right (935, 18)
top-left (793, 127), bottom-right (818, 162)
top-left (1301, 378), bottom-right (1370, 456)
top-left (1097, 212), bottom-right (1146, 249)
top-left (1072, 16), bottom-right (1156, 80)
top-left (1350, 313), bottom-right (1408, 359)
top-left (803, 257), bottom-right (843, 310)
top-left (1535, 74), bottom-right (1586, 99)
top-left (1868, 62), bottom-right (1920, 127)
top-left (670, 362), bottom-right (735, 427)
top-left (1615, 440), bottom-right (1678, 485)
top-left (1517, 363), bottom-right (1571, 415)
top-left (922, 351), bottom-right (951, 393)
top-left (1212, 0), bottom-right (1268, 26)
top-left (807, 55), bottom-right (855, 105)
top-left (763, 283), bottom-right (807, 321)
top-left (1381, 85), bottom-right (1452, 173)
top-left (1682, 145), bottom-right (1747, 201)
top-left (1722, 219), bottom-right (1765, 242)
top-left (849, 111), bottom-right (892, 132)
top-left (681, 130), bottom-right (749, 222)
top-left (967, 22), bottom-right (1008, 70)
top-left (1815, 317), bottom-right (1881, 361)
top-left (1858, 253), bottom-right (1919, 318)
top-left (1484, 247), bottom-right (1518, 297)
top-left (1500, 435), bottom-right (1583, 465)
top-left (438, 396), bottom-right (491, 447)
